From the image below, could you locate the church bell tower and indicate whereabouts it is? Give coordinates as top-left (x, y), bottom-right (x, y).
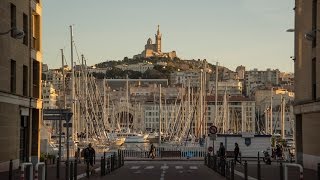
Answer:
top-left (155, 25), bottom-right (162, 53)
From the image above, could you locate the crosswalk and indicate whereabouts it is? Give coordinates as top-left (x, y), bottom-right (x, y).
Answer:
top-left (129, 165), bottom-right (199, 170)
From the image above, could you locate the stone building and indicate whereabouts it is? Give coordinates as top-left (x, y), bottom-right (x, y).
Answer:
top-left (293, 0), bottom-right (320, 170)
top-left (0, 0), bottom-right (42, 171)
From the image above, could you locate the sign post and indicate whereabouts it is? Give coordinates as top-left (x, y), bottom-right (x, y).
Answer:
top-left (209, 126), bottom-right (217, 155)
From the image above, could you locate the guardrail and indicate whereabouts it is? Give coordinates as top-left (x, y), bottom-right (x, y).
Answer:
top-left (120, 146), bottom-right (206, 159)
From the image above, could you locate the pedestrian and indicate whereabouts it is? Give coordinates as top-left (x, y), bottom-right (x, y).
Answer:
top-left (218, 142), bottom-right (226, 175)
top-left (218, 142), bottom-right (225, 159)
top-left (149, 143), bottom-right (155, 159)
top-left (77, 147), bottom-right (81, 163)
top-left (83, 143), bottom-right (95, 174)
top-left (234, 143), bottom-right (241, 164)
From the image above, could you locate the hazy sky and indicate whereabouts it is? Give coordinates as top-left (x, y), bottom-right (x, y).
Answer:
top-left (43, 0), bottom-right (295, 72)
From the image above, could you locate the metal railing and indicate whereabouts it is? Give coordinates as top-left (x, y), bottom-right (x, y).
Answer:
top-left (120, 146), bottom-right (206, 159)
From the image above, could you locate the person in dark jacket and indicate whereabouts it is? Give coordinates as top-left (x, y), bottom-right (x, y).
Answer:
top-left (83, 143), bottom-right (95, 169)
top-left (218, 142), bottom-right (225, 158)
top-left (234, 143), bottom-right (241, 164)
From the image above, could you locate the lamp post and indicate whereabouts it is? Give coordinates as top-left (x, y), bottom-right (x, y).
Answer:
top-left (0, 27), bottom-right (25, 39)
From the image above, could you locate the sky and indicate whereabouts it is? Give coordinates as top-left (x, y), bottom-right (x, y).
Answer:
top-left (43, 0), bottom-right (295, 72)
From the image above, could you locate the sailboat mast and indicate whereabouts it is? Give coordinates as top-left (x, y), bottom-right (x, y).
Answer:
top-left (70, 25), bottom-right (75, 141)
top-left (84, 59), bottom-right (89, 142)
top-left (215, 62), bottom-right (219, 126)
top-left (281, 96), bottom-right (285, 139)
top-left (103, 78), bottom-right (106, 129)
top-left (159, 84), bottom-right (162, 145)
top-left (126, 75), bottom-right (129, 130)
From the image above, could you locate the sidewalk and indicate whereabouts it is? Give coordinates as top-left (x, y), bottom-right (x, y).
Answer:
top-left (45, 161), bottom-right (100, 180)
top-left (234, 162), bottom-right (318, 180)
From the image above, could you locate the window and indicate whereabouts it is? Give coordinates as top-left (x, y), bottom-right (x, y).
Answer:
top-left (23, 65), bottom-right (28, 96)
top-left (23, 13), bottom-right (28, 45)
top-left (10, 60), bottom-right (16, 93)
top-left (312, 58), bottom-right (317, 100)
top-left (10, 3), bottom-right (16, 37)
top-left (312, 0), bottom-right (318, 47)
top-left (33, 60), bottom-right (40, 98)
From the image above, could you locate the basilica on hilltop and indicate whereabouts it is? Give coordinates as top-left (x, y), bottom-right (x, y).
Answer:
top-left (133, 25), bottom-right (177, 59)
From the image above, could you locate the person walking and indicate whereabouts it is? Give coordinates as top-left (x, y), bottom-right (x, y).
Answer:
top-left (83, 143), bottom-right (96, 174)
top-left (218, 142), bottom-right (226, 175)
top-left (234, 143), bottom-right (241, 164)
top-left (149, 143), bottom-right (156, 159)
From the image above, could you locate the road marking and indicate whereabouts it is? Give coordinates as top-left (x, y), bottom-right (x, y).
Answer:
top-left (134, 170), bottom-right (141, 174)
top-left (189, 166), bottom-right (198, 169)
top-left (161, 165), bottom-right (169, 169)
top-left (175, 166), bottom-right (183, 169)
top-left (145, 166), bottom-right (154, 169)
top-left (130, 166), bottom-right (140, 169)
top-left (234, 170), bottom-right (257, 180)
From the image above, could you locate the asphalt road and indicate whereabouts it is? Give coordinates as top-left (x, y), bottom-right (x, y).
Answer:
top-left (87, 161), bottom-right (228, 180)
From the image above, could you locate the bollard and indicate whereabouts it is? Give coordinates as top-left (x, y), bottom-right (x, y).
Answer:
top-left (56, 158), bottom-right (60, 179)
top-left (257, 159), bottom-right (261, 180)
top-left (317, 163), bottom-right (320, 180)
top-left (65, 161), bottom-right (69, 180)
top-left (230, 160), bottom-right (234, 180)
top-left (213, 155), bottom-right (217, 171)
top-left (225, 161), bottom-right (230, 179)
top-left (9, 159), bottom-right (12, 180)
top-left (221, 158), bottom-right (226, 177)
top-left (45, 160), bottom-right (48, 180)
top-left (111, 155), bottom-right (114, 171)
top-left (74, 160), bottom-right (77, 180)
top-left (70, 161), bottom-right (74, 180)
top-left (280, 162), bottom-right (284, 180)
top-left (107, 157), bottom-right (111, 174)
top-left (121, 153), bottom-right (124, 166)
top-left (100, 157), bottom-right (105, 176)
top-left (244, 160), bottom-right (248, 180)
top-left (204, 153), bottom-right (210, 167)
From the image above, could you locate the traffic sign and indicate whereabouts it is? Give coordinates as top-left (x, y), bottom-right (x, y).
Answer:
top-left (209, 134), bottom-right (217, 140)
top-left (209, 125), bottom-right (217, 134)
top-left (208, 146), bottom-right (213, 152)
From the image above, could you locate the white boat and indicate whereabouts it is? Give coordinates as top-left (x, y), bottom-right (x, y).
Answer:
top-left (107, 133), bottom-right (126, 146)
top-left (114, 132), bottom-right (148, 143)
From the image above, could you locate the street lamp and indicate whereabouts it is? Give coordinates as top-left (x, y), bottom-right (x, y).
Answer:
top-left (286, 29), bottom-right (295, 32)
top-left (0, 27), bottom-right (25, 39)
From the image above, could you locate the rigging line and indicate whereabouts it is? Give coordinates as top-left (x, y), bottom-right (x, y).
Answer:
top-left (73, 41), bottom-right (83, 64)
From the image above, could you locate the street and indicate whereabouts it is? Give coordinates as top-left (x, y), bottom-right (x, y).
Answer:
top-left (86, 161), bottom-right (229, 180)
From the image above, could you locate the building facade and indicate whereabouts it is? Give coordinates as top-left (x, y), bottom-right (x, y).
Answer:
top-left (293, 0), bottom-right (320, 170)
top-left (0, 0), bottom-right (42, 171)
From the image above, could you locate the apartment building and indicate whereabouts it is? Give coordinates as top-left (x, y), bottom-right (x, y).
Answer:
top-left (293, 0), bottom-right (320, 170)
top-left (0, 0), bottom-right (42, 171)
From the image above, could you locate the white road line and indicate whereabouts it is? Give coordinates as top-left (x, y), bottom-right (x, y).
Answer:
top-left (130, 166), bottom-right (140, 169)
top-left (145, 166), bottom-right (154, 169)
top-left (160, 165), bottom-right (169, 169)
top-left (134, 170), bottom-right (141, 174)
top-left (234, 170), bottom-right (258, 180)
top-left (175, 166), bottom-right (183, 169)
top-left (189, 166), bottom-right (198, 170)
